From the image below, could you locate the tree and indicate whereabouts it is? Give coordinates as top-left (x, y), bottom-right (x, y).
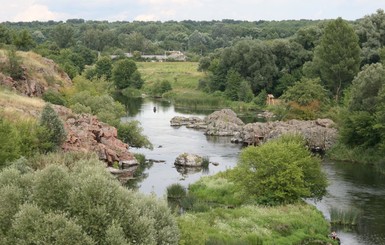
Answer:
top-left (51, 24), bottom-right (75, 49)
top-left (356, 9), bottom-right (385, 65)
top-left (224, 69), bottom-right (242, 101)
top-left (95, 56), bottom-right (113, 79)
top-left (39, 104), bottom-right (67, 152)
top-left (13, 29), bottom-right (35, 51)
top-left (232, 134), bottom-right (327, 205)
top-left (312, 18), bottom-right (361, 102)
top-left (340, 63), bottom-right (385, 148)
top-left (112, 59), bottom-right (143, 90)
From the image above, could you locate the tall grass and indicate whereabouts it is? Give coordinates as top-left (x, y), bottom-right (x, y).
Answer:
top-left (330, 207), bottom-right (361, 226)
top-left (178, 204), bottom-right (332, 244)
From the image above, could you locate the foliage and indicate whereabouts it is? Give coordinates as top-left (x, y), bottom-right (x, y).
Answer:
top-left (112, 58), bottom-right (143, 90)
top-left (117, 120), bottom-right (153, 149)
top-left (232, 134), bottom-right (327, 205)
top-left (42, 89), bottom-right (66, 105)
top-left (280, 78), bottom-right (330, 119)
top-left (150, 79), bottom-right (172, 97)
top-left (178, 204), bottom-right (332, 245)
top-left (188, 173), bottom-right (243, 207)
top-left (94, 56), bottom-right (113, 79)
top-left (3, 48), bottom-right (24, 80)
top-left (0, 152), bottom-right (180, 244)
top-left (39, 103), bottom-right (67, 152)
top-left (340, 63), bottom-right (385, 149)
top-left (0, 118), bottom-right (20, 168)
top-left (167, 183), bottom-right (187, 200)
top-left (356, 9), bottom-right (385, 65)
top-left (311, 18), bottom-right (361, 101)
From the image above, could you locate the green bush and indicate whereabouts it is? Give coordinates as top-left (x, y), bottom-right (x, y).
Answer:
top-left (0, 118), bottom-right (20, 168)
top-left (117, 120), bottom-right (153, 149)
top-left (39, 103), bottom-right (67, 152)
top-left (0, 152), bottom-right (180, 244)
top-left (232, 134), bottom-right (327, 205)
top-left (42, 89), bottom-right (66, 105)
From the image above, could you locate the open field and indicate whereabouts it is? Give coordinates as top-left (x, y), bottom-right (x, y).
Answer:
top-left (137, 61), bottom-right (205, 94)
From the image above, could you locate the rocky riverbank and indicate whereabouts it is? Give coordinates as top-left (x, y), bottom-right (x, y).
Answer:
top-left (53, 105), bottom-right (138, 167)
top-left (171, 109), bottom-right (338, 151)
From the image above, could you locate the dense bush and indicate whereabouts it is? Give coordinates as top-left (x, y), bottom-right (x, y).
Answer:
top-left (0, 153), bottom-right (179, 244)
top-left (39, 104), bottom-right (67, 152)
top-left (117, 120), bottom-right (153, 149)
top-left (232, 134), bottom-right (327, 205)
top-left (0, 118), bottom-right (20, 168)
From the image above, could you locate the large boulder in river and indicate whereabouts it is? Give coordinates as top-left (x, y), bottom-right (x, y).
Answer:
top-left (205, 109), bottom-right (245, 136)
top-left (174, 153), bottom-right (204, 167)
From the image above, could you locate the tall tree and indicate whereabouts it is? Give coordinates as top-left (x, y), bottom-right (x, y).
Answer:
top-left (313, 18), bottom-right (361, 102)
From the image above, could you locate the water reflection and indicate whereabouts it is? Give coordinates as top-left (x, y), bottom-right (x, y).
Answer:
top-left (309, 161), bottom-right (385, 245)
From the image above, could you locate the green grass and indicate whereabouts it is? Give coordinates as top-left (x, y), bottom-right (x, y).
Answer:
top-left (138, 62), bottom-right (204, 93)
top-left (178, 204), bottom-right (333, 245)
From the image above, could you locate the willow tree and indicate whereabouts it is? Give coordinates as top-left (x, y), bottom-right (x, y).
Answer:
top-left (313, 18), bottom-right (361, 102)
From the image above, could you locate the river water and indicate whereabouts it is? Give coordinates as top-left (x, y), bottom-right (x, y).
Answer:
top-left (123, 98), bottom-right (385, 245)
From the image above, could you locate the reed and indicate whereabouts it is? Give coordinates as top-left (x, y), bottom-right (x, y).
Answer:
top-left (166, 183), bottom-right (187, 200)
top-left (330, 207), bottom-right (361, 226)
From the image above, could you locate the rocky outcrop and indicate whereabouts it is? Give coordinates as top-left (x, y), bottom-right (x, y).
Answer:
top-left (0, 72), bottom-right (46, 97)
top-left (171, 109), bottom-right (338, 151)
top-left (174, 153), bottom-right (204, 167)
top-left (0, 53), bottom-right (72, 97)
top-left (205, 109), bottom-right (245, 136)
top-left (54, 105), bottom-right (138, 167)
top-left (232, 118), bottom-right (338, 151)
top-left (170, 116), bottom-right (206, 129)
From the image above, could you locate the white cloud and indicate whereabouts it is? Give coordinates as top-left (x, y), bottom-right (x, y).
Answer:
top-left (135, 14), bottom-right (157, 21)
top-left (12, 4), bottom-right (66, 21)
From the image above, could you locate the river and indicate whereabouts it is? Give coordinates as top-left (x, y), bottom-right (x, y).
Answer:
top-left (123, 98), bottom-right (385, 245)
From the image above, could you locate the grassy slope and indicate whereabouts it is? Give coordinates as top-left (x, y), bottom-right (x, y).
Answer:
top-left (0, 88), bottom-right (45, 121)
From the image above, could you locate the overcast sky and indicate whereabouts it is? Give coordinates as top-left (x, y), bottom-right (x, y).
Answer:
top-left (0, 0), bottom-right (384, 23)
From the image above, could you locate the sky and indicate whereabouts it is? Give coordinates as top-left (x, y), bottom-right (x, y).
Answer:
top-left (0, 0), bottom-right (384, 23)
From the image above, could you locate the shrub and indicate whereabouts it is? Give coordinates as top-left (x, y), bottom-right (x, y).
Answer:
top-left (0, 152), bottom-right (180, 244)
top-left (117, 120), bottom-right (153, 149)
top-left (0, 118), bottom-right (20, 168)
top-left (232, 134), bottom-right (327, 205)
top-left (42, 89), bottom-right (66, 105)
top-left (38, 104), bottom-right (67, 152)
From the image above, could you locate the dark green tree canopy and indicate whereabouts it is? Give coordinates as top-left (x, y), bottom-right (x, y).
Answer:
top-left (313, 18), bottom-right (361, 101)
top-left (112, 59), bottom-right (143, 90)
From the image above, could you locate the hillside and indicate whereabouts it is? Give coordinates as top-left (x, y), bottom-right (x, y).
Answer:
top-left (0, 49), bottom-right (72, 97)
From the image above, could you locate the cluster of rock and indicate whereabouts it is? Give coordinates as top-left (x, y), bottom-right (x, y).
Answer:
top-left (232, 118), bottom-right (337, 151)
top-left (54, 105), bottom-right (138, 168)
top-left (171, 109), bottom-right (338, 151)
